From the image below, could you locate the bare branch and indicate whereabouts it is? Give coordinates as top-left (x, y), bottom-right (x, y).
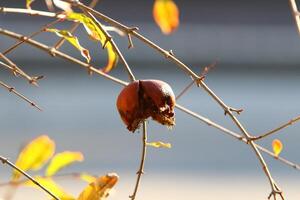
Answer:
top-left (252, 115), bottom-right (300, 141)
top-left (289, 0), bottom-right (300, 35)
top-left (130, 121), bottom-right (147, 200)
top-left (0, 53), bottom-right (42, 86)
top-left (0, 80), bottom-right (42, 111)
top-left (175, 104), bottom-right (300, 170)
top-left (2, 18), bottom-right (62, 56)
top-left (0, 155), bottom-right (59, 200)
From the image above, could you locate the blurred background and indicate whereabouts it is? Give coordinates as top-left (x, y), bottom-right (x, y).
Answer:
top-left (1, 0), bottom-right (300, 199)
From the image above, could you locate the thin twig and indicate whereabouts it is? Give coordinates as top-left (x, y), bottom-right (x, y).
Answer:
top-left (0, 155), bottom-right (59, 200)
top-left (2, 18), bottom-right (62, 56)
top-left (175, 104), bottom-right (300, 170)
top-left (176, 61), bottom-right (217, 100)
top-left (0, 7), bottom-right (65, 18)
top-left (288, 0), bottom-right (300, 35)
top-left (0, 80), bottom-right (42, 111)
top-left (130, 121), bottom-right (147, 200)
top-left (0, 172), bottom-right (97, 187)
top-left (252, 115), bottom-right (300, 141)
top-left (0, 53), bottom-right (42, 86)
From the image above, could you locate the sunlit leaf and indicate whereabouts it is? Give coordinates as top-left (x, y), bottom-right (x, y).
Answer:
top-left (12, 135), bottom-right (55, 180)
top-left (77, 173), bottom-right (119, 200)
top-left (53, 0), bottom-right (73, 12)
top-left (66, 12), bottom-right (118, 72)
top-left (24, 177), bottom-right (75, 200)
top-left (146, 141), bottom-right (172, 148)
top-left (46, 28), bottom-right (91, 63)
top-left (45, 151), bottom-right (84, 176)
top-left (26, 0), bottom-right (35, 9)
top-left (79, 173), bottom-right (97, 183)
top-left (272, 139), bottom-right (283, 157)
top-left (153, 0), bottom-right (180, 35)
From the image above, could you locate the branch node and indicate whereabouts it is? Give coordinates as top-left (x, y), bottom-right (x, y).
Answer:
top-left (48, 47), bottom-right (56, 57)
top-left (127, 26), bottom-right (139, 33)
top-left (224, 107), bottom-right (243, 115)
top-left (8, 87), bottom-right (14, 92)
top-left (136, 170), bottom-right (144, 175)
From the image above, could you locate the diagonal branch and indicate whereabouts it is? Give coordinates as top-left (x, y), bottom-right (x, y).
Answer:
top-left (252, 115), bottom-right (300, 141)
top-left (0, 155), bottom-right (58, 200)
top-left (288, 0), bottom-right (300, 35)
top-left (0, 80), bottom-right (42, 111)
top-left (0, 53), bottom-right (42, 86)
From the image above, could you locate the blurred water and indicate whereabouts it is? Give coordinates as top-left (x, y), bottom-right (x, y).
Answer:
top-left (0, 62), bottom-right (300, 199)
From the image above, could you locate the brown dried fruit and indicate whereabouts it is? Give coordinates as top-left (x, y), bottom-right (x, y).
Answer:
top-left (116, 79), bottom-right (176, 132)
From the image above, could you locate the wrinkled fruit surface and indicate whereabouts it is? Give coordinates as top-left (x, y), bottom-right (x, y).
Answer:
top-left (116, 80), bottom-right (176, 132)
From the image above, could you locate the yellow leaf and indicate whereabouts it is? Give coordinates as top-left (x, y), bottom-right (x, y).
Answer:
top-left (77, 173), bottom-right (119, 200)
top-left (272, 139), bottom-right (283, 157)
top-left (66, 12), bottom-right (118, 73)
top-left (147, 141), bottom-right (172, 148)
top-left (12, 135), bottom-right (55, 181)
top-left (153, 0), bottom-right (180, 35)
top-left (46, 28), bottom-right (91, 63)
top-left (26, 0), bottom-right (35, 9)
top-left (24, 176), bottom-right (75, 200)
top-left (46, 151), bottom-right (84, 176)
top-left (79, 173), bottom-right (97, 183)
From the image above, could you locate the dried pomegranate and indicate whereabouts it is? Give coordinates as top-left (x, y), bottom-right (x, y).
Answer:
top-left (116, 79), bottom-right (176, 132)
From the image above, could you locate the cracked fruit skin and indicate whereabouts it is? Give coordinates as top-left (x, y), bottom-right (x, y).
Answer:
top-left (116, 79), bottom-right (176, 132)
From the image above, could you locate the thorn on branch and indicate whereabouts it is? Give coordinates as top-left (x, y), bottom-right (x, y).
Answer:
top-left (224, 107), bottom-right (244, 115)
top-left (49, 47), bottom-right (56, 57)
top-left (136, 170), bottom-right (144, 175)
top-left (127, 26), bottom-right (139, 33)
top-left (127, 34), bottom-right (134, 49)
top-left (29, 75), bottom-right (44, 86)
top-left (164, 50), bottom-right (174, 58)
